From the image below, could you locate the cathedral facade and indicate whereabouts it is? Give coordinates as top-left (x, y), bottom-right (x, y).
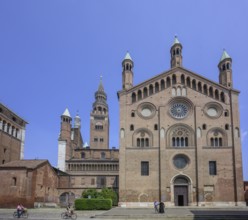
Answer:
top-left (118, 37), bottom-right (244, 207)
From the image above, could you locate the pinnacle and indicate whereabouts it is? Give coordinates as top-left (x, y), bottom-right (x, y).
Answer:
top-left (220, 49), bottom-right (231, 62)
top-left (62, 108), bottom-right (71, 117)
top-left (124, 52), bottom-right (132, 61)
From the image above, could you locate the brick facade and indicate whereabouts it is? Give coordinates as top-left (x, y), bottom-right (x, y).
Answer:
top-left (0, 160), bottom-right (58, 208)
top-left (118, 38), bottom-right (245, 207)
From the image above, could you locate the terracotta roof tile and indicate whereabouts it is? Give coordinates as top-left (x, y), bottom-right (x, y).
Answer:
top-left (0, 159), bottom-right (48, 169)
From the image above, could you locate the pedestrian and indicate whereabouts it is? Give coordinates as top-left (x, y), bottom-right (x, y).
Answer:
top-left (154, 200), bottom-right (159, 213)
top-left (159, 201), bottom-right (165, 213)
top-left (16, 204), bottom-right (24, 218)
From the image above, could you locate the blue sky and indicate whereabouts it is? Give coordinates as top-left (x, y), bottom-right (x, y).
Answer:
top-left (0, 1), bottom-right (248, 180)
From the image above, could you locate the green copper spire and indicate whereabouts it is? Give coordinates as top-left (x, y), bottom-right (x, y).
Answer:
top-left (220, 49), bottom-right (231, 62)
top-left (124, 52), bottom-right (132, 61)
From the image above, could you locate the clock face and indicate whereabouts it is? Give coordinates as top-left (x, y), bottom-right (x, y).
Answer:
top-left (170, 103), bottom-right (188, 119)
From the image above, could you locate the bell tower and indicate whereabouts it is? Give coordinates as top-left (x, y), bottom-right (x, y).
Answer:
top-left (218, 49), bottom-right (233, 88)
top-left (122, 52), bottom-right (134, 90)
top-left (90, 77), bottom-right (109, 149)
top-left (170, 36), bottom-right (183, 68)
top-left (57, 108), bottom-right (72, 171)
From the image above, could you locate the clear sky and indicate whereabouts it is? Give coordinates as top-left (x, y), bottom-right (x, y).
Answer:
top-left (0, 1), bottom-right (248, 180)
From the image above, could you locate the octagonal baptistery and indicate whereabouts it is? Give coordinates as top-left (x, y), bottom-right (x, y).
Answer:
top-left (117, 38), bottom-right (244, 207)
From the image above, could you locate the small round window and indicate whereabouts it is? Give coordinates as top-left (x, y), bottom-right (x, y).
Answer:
top-left (173, 154), bottom-right (189, 169)
top-left (204, 102), bottom-right (223, 119)
top-left (141, 108), bottom-right (152, 117)
top-left (207, 107), bottom-right (217, 117)
top-left (137, 102), bottom-right (156, 119)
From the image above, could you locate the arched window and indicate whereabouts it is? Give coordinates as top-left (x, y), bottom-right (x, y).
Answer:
top-left (235, 127), bottom-right (240, 138)
top-left (2, 121), bottom-right (6, 132)
top-left (132, 93), bottom-right (136, 103)
top-left (143, 87), bottom-right (148, 98)
top-left (181, 75), bottom-right (185, 85)
top-left (120, 128), bottom-right (125, 138)
top-left (101, 152), bottom-right (106, 159)
top-left (131, 112), bottom-right (135, 117)
top-left (198, 82), bottom-right (202, 93)
top-left (176, 87), bottom-right (181, 96)
top-left (154, 124), bottom-right (158, 130)
top-left (176, 48), bottom-right (180, 55)
top-left (81, 152), bottom-right (85, 159)
top-left (215, 89), bottom-right (219, 100)
top-left (220, 92), bottom-right (225, 102)
top-left (7, 123), bottom-right (10, 133)
top-left (12, 177), bottom-right (17, 186)
top-left (0, 118), bottom-right (2, 130)
top-left (138, 90), bottom-right (142, 100)
top-left (197, 127), bottom-right (202, 138)
top-left (202, 124), bottom-right (207, 130)
top-left (11, 126), bottom-right (15, 136)
top-left (161, 79), bottom-right (165, 90)
top-left (130, 124), bottom-right (134, 131)
top-left (149, 84), bottom-right (154, 95)
top-left (172, 75), bottom-right (177, 85)
top-left (222, 64), bottom-right (226, 71)
top-left (203, 84), bottom-right (208, 95)
top-left (133, 129), bottom-right (152, 148)
top-left (186, 77), bottom-right (191, 87)
top-left (95, 122), bottom-right (103, 130)
top-left (192, 80), bottom-right (196, 90)
top-left (208, 128), bottom-right (226, 147)
top-left (224, 110), bottom-right (229, 117)
top-left (172, 87), bottom-right (176, 96)
top-left (145, 138), bottom-right (149, 147)
top-left (160, 128), bottom-right (165, 138)
top-left (155, 82), bottom-right (159, 93)
top-left (209, 87), bottom-right (213, 98)
top-left (166, 77), bottom-right (171, 87)
top-left (182, 87), bottom-right (187, 96)
top-left (225, 124), bottom-right (229, 130)
top-left (169, 126), bottom-right (193, 148)
top-left (141, 138), bottom-right (145, 147)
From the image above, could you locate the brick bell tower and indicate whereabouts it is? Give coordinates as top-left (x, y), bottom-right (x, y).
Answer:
top-left (57, 108), bottom-right (72, 171)
top-left (89, 77), bottom-right (109, 149)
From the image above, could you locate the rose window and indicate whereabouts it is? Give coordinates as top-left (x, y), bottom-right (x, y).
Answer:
top-left (170, 103), bottom-right (188, 119)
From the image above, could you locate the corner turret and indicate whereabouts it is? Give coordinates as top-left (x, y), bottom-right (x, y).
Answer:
top-left (218, 49), bottom-right (232, 88)
top-left (122, 52), bottom-right (134, 90)
top-left (170, 36), bottom-right (183, 68)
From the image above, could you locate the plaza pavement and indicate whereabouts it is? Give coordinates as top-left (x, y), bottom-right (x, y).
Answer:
top-left (0, 206), bottom-right (248, 220)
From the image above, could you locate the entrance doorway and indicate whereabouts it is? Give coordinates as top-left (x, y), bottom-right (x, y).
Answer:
top-left (174, 185), bottom-right (188, 206)
top-left (174, 176), bottom-right (189, 206)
